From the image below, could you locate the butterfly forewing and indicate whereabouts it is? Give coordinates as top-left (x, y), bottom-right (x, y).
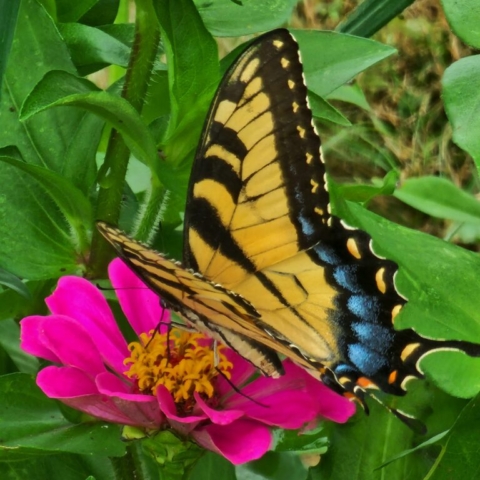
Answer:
top-left (184, 30), bottom-right (331, 284)
top-left (96, 222), bottom-right (285, 378)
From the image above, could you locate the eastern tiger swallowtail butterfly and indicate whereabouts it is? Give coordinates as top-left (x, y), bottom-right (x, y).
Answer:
top-left (97, 28), bottom-right (480, 422)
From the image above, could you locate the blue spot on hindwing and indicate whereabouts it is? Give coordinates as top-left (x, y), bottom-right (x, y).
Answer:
top-left (298, 215), bottom-right (316, 237)
top-left (333, 265), bottom-right (361, 293)
top-left (333, 363), bottom-right (356, 375)
top-left (348, 343), bottom-right (387, 376)
top-left (347, 295), bottom-right (380, 323)
top-left (313, 243), bottom-right (341, 265)
top-left (352, 322), bottom-right (394, 353)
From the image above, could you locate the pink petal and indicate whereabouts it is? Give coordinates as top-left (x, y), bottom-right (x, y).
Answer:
top-left (39, 316), bottom-right (106, 374)
top-left (39, 367), bottom-right (164, 428)
top-left (156, 386), bottom-right (206, 423)
top-left (194, 419), bottom-right (272, 465)
top-left (59, 393), bottom-right (147, 426)
top-left (96, 372), bottom-right (151, 403)
top-left (297, 367), bottom-right (356, 423)
top-left (46, 276), bottom-right (128, 372)
top-left (20, 316), bottom-right (61, 363)
top-left (224, 361), bottom-right (355, 428)
top-left (194, 392), bottom-right (244, 425)
top-left (109, 259), bottom-right (170, 336)
top-left (96, 372), bottom-right (165, 427)
top-left (37, 367), bottom-right (139, 424)
top-left (109, 396), bottom-right (163, 428)
top-left (61, 396), bottom-right (138, 425)
top-left (37, 365), bottom-right (99, 397)
top-left (225, 376), bottom-right (319, 429)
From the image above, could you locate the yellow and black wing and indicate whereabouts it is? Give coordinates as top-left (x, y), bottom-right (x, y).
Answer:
top-left (99, 29), bottom-right (480, 406)
top-left (182, 29), bottom-right (480, 397)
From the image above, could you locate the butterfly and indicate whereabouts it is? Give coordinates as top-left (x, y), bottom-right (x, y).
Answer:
top-left (97, 28), bottom-right (480, 424)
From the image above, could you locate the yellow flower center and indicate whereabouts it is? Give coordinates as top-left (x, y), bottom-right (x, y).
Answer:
top-left (124, 328), bottom-right (233, 411)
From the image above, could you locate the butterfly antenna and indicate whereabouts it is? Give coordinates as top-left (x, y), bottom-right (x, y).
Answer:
top-left (145, 306), bottom-right (170, 349)
top-left (209, 340), bottom-right (269, 408)
top-left (214, 365), bottom-right (269, 408)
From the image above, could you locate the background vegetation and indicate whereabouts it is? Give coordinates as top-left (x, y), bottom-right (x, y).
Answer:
top-left (0, 0), bottom-right (479, 478)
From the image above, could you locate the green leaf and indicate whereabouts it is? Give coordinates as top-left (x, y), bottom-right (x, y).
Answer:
top-left (0, 373), bottom-right (126, 458)
top-left (0, 453), bottom-right (117, 479)
top-left (142, 69), bottom-right (170, 126)
top-left (322, 122), bottom-right (398, 171)
top-left (338, 169), bottom-right (399, 203)
top-left (292, 30), bottom-right (396, 97)
top-left (0, 0), bottom-right (100, 185)
top-left (152, 0), bottom-right (220, 199)
top-left (394, 176), bottom-right (480, 225)
top-left (0, 0), bottom-right (20, 101)
top-left (141, 430), bottom-right (205, 480)
top-left (442, 55), bottom-right (480, 170)
top-left (58, 23), bottom-right (131, 75)
top-left (333, 197), bottom-right (480, 398)
top-left (0, 268), bottom-right (30, 299)
top-left (336, 0), bottom-right (415, 37)
top-left (20, 70), bottom-right (158, 171)
top-left (78, 0), bottom-right (120, 26)
top-left (0, 280), bottom-right (54, 322)
top-left (99, 23), bottom-right (135, 49)
top-left (189, 451), bottom-right (236, 480)
top-left (195, 0), bottom-right (298, 37)
top-left (327, 83), bottom-right (371, 111)
top-left (309, 92), bottom-right (351, 126)
top-left (0, 319), bottom-right (39, 374)
top-left (377, 431), bottom-right (448, 470)
top-left (0, 162), bottom-right (82, 280)
top-left (441, 0), bottom-right (480, 48)
top-left (238, 452), bottom-right (308, 480)
top-left (427, 394), bottom-right (480, 478)
top-left (274, 425), bottom-right (328, 455)
top-left (55, 0), bottom-right (97, 22)
top-left (0, 156), bottom-right (93, 247)
top-left (311, 390), bottom-right (433, 480)
top-left (154, 0), bottom-right (219, 141)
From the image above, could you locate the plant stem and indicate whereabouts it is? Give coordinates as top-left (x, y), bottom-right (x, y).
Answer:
top-left (132, 175), bottom-right (166, 243)
top-left (88, 0), bottom-right (160, 278)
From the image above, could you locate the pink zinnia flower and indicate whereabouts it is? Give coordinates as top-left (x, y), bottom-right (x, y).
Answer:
top-left (20, 259), bottom-right (355, 464)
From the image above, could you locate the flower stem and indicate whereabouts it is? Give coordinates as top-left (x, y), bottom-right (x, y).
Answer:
top-left (88, 0), bottom-right (160, 278)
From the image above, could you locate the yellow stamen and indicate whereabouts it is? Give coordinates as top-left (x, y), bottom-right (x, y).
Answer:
top-left (124, 328), bottom-right (233, 409)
